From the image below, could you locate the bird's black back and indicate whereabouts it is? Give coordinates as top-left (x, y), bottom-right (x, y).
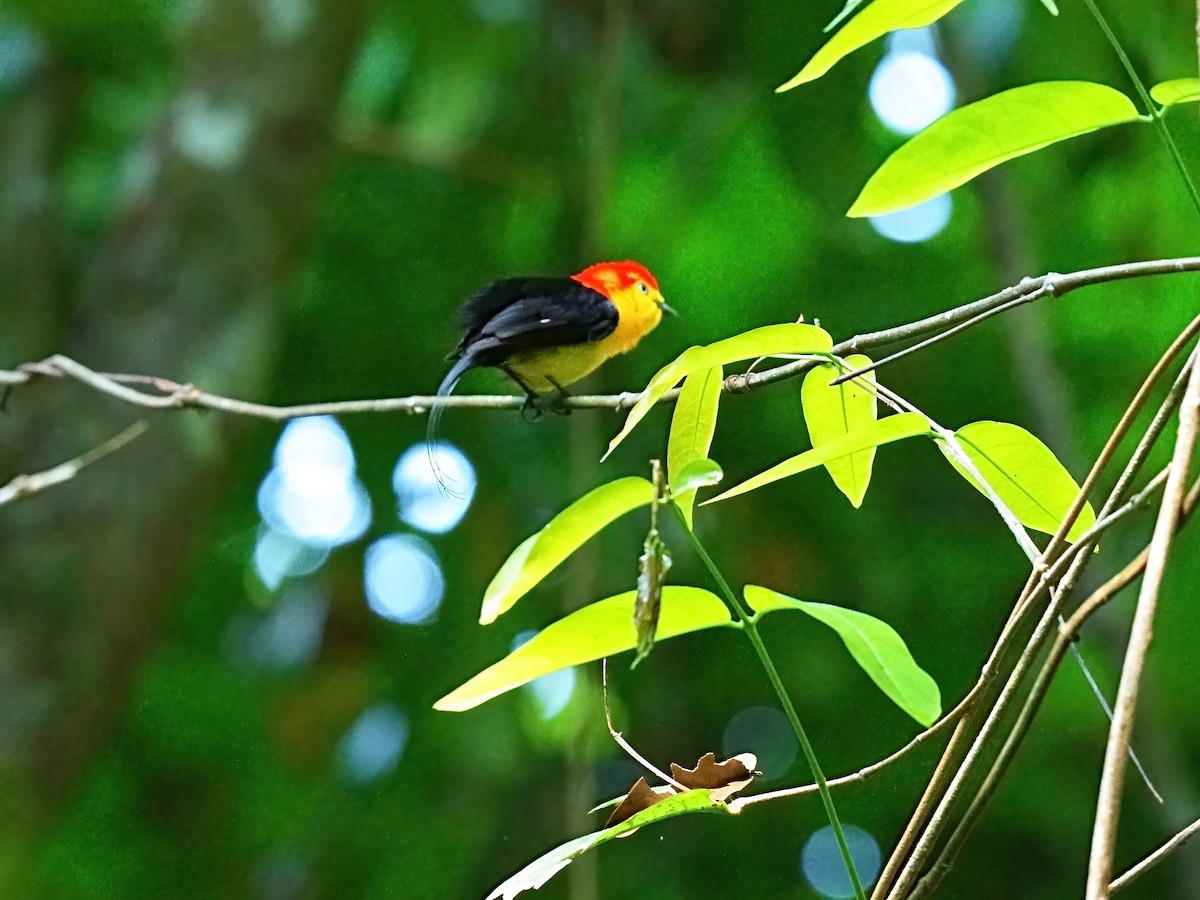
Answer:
top-left (451, 276), bottom-right (618, 367)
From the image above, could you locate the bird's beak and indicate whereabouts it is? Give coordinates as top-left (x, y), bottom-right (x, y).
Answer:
top-left (659, 301), bottom-right (678, 317)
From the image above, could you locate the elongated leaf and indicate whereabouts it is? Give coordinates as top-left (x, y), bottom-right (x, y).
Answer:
top-left (848, 82), bottom-right (1142, 217)
top-left (1151, 78), bottom-right (1200, 108)
top-left (802, 355), bottom-right (878, 507)
top-left (1038, 0), bottom-right (1059, 13)
top-left (705, 412), bottom-right (930, 504)
top-left (605, 323), bottom-right (832, 459)
top-left (486, 789), bottom-right (728, 900)
top-left (746, 586), bottom-right (941, 726)
top-left (436, 587), bottom-right (727, 711)
top-left (480, 477), bottom-right (654, 624)
top-left (938, 421), bottom-right (1095, 541)
top-left (778, 0), bottom-right (964, 92)
top-left (668, 366), bottom-right (723, 527)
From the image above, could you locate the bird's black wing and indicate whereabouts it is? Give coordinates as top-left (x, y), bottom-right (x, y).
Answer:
top-left (452, 278), bottom-right (618, 366)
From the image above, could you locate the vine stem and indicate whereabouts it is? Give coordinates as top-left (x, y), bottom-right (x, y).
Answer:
top-left (670, 502), bottom-right (867, 900)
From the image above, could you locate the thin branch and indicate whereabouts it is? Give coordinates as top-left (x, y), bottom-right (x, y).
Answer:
top-left (884, 327), bottom-right (1200, 898)
top-left (906, 473), bottom-right (1200, 900)
top-left (3, 258), bottom-right (1199, 420)
top-left (1112, 816), bottom-right (1200, 893)
top-left (0, 421), bottom-right (148, 507)
top-left (734, 687), bottom-right (978, 812)
top-left (1087, 355), bottom-right (1200, 899)
top-left (601, 659), bottom-right (685, 790)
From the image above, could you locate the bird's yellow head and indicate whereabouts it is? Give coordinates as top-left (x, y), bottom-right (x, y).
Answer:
top-left (572, 260), bottom-right (674, 354)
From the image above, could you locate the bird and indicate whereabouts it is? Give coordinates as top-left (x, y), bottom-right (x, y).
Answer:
top-left (427, 260), bottom-right (674, 481)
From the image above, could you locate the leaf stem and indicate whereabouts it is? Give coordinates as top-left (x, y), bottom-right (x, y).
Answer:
top-left (1080, 0), bottom-right (1200, 221)
top-left (670, 502), bottom-right (867, 900)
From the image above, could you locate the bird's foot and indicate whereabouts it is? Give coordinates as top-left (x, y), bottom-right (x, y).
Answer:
top-left (519, 380), bottom-right (573, 420)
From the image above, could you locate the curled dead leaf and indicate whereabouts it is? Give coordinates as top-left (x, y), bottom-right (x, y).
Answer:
top-left (604, 752), bottom-right (761, 828)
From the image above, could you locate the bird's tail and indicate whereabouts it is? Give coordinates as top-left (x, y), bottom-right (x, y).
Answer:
top-left (427, 354), bottom-right (475, 496)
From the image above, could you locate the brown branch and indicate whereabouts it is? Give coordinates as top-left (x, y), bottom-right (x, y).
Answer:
top-left (1112, 816), bottom-right (1200, 893)
top-left (886, 331), bottom-right (1200, 898)
top-left (907, 474), bottom-right (1200, 900)
top-left (1087, 354), bottom-right (1200, 899)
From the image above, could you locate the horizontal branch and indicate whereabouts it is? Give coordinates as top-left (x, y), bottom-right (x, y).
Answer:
top-left (1, 258), bottom-right (1198, 422)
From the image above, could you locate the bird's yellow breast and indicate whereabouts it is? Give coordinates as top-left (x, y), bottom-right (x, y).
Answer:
top-left (506, 286), bottom-right (664, 393)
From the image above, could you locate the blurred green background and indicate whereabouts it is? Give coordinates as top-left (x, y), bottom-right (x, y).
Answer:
top-left (2, 0), bottom-right (1200, 897)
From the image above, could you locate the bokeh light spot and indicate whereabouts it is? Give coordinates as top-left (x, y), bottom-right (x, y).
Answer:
top-left (869, 193), bottom-right (952, 244)
top-left (337, 703), bottom-right (409, 783)
top-left (254, 526), bottom-right (329, 590)
top-left (225, 587), bottom-right (327, 671)
top-left (869, 51), bottom-right (955, 135)
top-left (394, 442), bottom-right (476, 534)
top-left (173, 91), bottom-right (252, 168)
top-left (723, 706), bottom-right (798, 778)
top-left (363, 534), bottom-right (444, 624)
top-left (513, 630), bottom-right (576, 718)
top-left (257, 416), bottom-right (371, 548)
top-left (801, 825), bottom-right (882, 898)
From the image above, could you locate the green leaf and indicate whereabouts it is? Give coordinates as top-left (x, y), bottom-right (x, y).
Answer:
top-left (745, 586), bottom-right (941, 726)
top-left (485, 789), bottom-right (729, 900)
top-left (802, 355), bottom-right (878, 507)
top-left (1150, 78), bottom-right (1200, 108)
top-left (605, 323), bottom-right (832, 459)
top-left (1037, 0), bottom-right (1059, 14)
top-left (672, 458), bottom-right (724, 496)
top-left (668, 366), bottom-right (723, 528)
top-left (705, 412), bottom-right (931, 505)
top-left (848, 82), bottom-right (1143, 217)
top-left (778, 0), bottom-right (966, 92)
top-left (824, 0), bottom-right (869, 32)
top-left (938, 421), bottom-right (1096, 541)
top-left (480, 477), bottom-right (654, 624)
top-left (436, 587), bottom-right (728, 711)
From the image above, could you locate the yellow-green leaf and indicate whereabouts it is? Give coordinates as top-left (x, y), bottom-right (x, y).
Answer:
top-left (485, 789), bottom-right (728, 900)
top-left (1151, 78), bottom-right (1200, 108)
top-left (605, 323), bottom-right (832, 460)
top-left (778, 0), bottom-right (965, 92)
top-left (705, 412), bottom-right (931, 505)
top-left (668, 366), bottom-right (723, 527)
top-left (802, 355), bottom-right (878, 507)
top-left (848, 82), bottom-right (1142, 217)
top-left (437, 587), bottom-right (728, 711)
top-left (480, 477), bottom-right (654, 624)
top-left (746, 586), bottom-right (941, 726)
top-left (939, 421), bottom-right (1096, 541)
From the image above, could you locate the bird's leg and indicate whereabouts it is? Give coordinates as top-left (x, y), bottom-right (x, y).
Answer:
top-left (544, 377), bottom-right (573, 417)
top-left (501, 366), bottom-right (545, 421)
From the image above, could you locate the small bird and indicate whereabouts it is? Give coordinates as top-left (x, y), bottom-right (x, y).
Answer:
top-left (427, 261), bottom-right (674, 461)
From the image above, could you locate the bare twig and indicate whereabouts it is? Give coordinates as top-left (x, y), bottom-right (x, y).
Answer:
top-left (1086, 356), bottom-right (1200, 899)
top-left (600, 659), bottom-right (685, 790)
top-left (1111, 816), bottom-right (1200, 893)
top-left (0, 421), bottom-right (148, 507)
top-left (905, 473), bottom-right (1200, 900)
top-left (885, 327), bottom-right (1200, 898)
top-left (4, 258), bottom-right (1200, 421)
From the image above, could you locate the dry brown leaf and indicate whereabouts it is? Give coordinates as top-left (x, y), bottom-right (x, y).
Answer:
top-left (669, 752), bottom-right (760, 802)
top-left (605, 777), bottom-right (676, 828)
top-left (605, 752), bottom-right (761, 830)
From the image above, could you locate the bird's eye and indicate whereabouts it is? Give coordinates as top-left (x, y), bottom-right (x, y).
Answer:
top-left (637, 282), bottom-right (650, 295)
